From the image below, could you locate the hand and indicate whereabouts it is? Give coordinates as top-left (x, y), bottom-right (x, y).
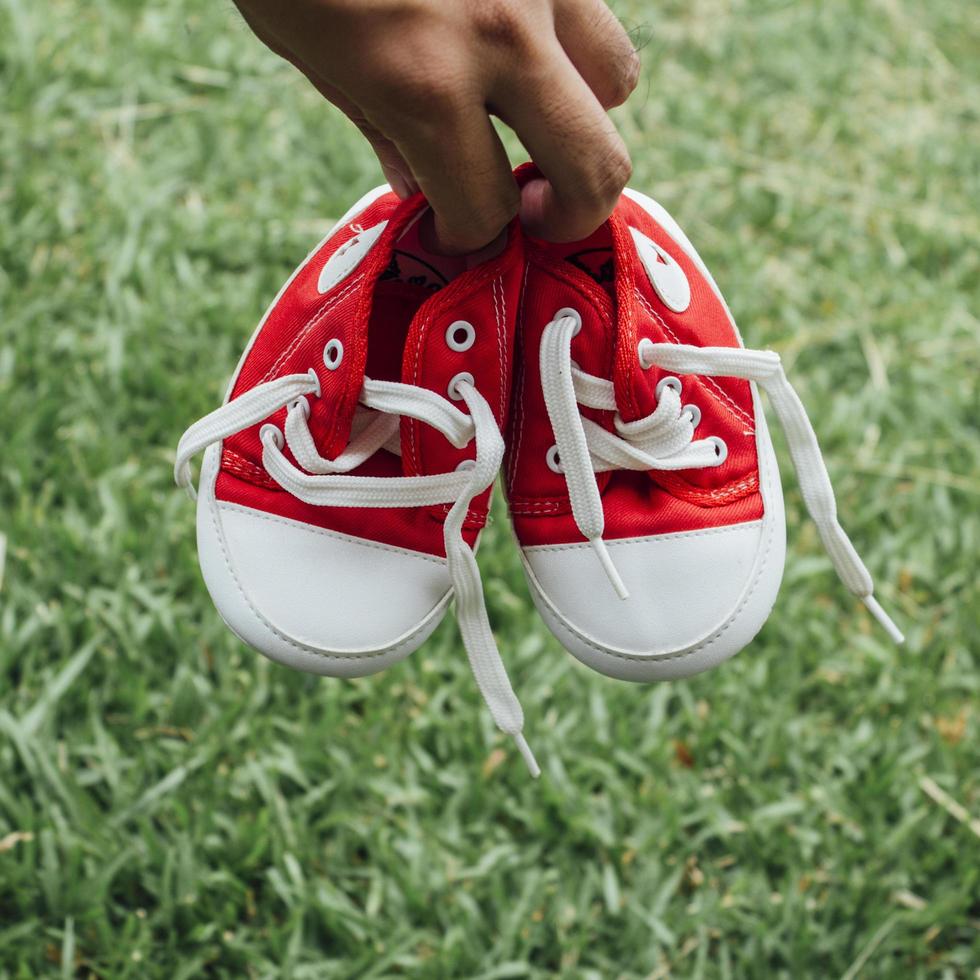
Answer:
top-left (232, 0), bottom-right (639, 253)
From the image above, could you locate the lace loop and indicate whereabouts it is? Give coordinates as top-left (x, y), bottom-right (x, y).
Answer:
top-left (540, 317), bottom-right (903, 644)
top-left (174, 371), bottom-right (319, 497)
top-left (177, 368), bottom-right (539, 775)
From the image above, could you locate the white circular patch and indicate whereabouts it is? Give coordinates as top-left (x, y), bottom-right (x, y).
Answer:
top-left (628, 227), bottom-right (691, 313)
top-left (317, 220), bottom-right (388, 295)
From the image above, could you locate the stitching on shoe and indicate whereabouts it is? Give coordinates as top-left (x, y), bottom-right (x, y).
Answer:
top-left (635, 289), bottom-right (756, 432)
top-left (507, 468), bottom-right (759, 516)
top-left (216, 500), bottom-right (448, 565)
top-left (493, 276), bottom-right (507, 422)
top-left (649, 472), bottom-right (761, 506)
top-left (533, 415), bottom-right (778, 665)
top-left (509, 500), bottom-right (562, 515)
top-left (258, 274), bottom-right (364, 385)
top-left (523, 520), bottom-right (761, 553)
top-left (407, 303), bottom-right (437, 475)
top-left (222, 450), bottom-right (279, 489)
top-left (507, 262), bottom-right (532, 487)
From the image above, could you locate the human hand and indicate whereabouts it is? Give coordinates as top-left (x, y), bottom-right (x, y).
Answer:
top-left (232, 0), bottom-right (639, 253)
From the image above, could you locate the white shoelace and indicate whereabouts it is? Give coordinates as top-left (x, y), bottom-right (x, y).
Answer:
top-left (176, 370), bottom-right (540, 776)
top-left (540, 310), bottom-right (904, 644)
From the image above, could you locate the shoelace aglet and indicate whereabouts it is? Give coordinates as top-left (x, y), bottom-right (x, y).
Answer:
top-left (862, 595), bottom-right (905, 645)
top-left (591, 537), bottom-right (630, 600)
top-left (513, 733), bottom-right (541, 778)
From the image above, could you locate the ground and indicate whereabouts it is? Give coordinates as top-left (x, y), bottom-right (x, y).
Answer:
top-left (1, 0), bottom-right (978, 976)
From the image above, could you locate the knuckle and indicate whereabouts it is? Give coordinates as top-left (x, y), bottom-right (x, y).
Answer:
top-left (472, 0), bottom-right (534, 52)
top-left (442, 225), bottom-right (489, 254)
top-left (401, 73), bottom-right (447, 108)
top-left (450, 197), bottom-right (518, 252)
top-left (471, 196), bottom-right (520, 241)
top-left (430, 162), bottom-right (520, 253)
top-left (418, 79), bottom-right (462, 115)
top-left (367, 41), bottom-right (465, 112)
top-left (382, 75), bottom-right (464, 130)
top-left (580, 144), bottom-right (632, 208)
top-left (608, 49), bottom-right (641, 106)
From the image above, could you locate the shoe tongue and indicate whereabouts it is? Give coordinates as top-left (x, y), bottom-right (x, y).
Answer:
top-left (365, 280), bottom-right (435, 383)
top-left (364, 217), bottom-right (467, 383)
top-left (383, 212), bottom-right (468, 292)
top-left (396, 220), bottom-right (522, 474)
top-left (532, 212), bottom-right (649, 420)
top-left (323, 194), bottom-right (470, 390)
top-left (606, 211), bottom-right (654, 422)
top-left (314, 193), bottom-right (443, 458)
top-left (553, 225), bottom-right (616, 298)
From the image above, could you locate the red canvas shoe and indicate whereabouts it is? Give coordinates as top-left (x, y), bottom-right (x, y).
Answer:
top-left (175, 186), bottom-right (539, 773)
top-left (506, 186), bottom-right (902, 681)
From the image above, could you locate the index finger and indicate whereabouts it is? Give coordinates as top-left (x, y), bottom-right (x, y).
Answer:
top-left (494, 39), bottom-right (632, 241)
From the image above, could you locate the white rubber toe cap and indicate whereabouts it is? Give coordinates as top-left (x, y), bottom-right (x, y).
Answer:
top-left (522, 400), bottom-right (786, 682)
top-left (522, 513), bottom-right (785, 682)
top-left (196, 447), bottom-right (451, 677)
top-left (519, 189), bottom-right (789, 681)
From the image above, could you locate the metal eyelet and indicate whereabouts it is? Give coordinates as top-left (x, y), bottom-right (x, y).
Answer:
top-left (448, 371), bottom-right (474, 400)
top-left (445, 320), bottom-right (476, 352)
top-left (323, 338), bottom-right (344, 370)
top-left (554, 307), bottom-right (582, 336)
top-left (637, 337), bottom-right (655, 368)
top-left (455, 459), bottom-right (476, 472)
top-left (708, 436), bottom-right (728, 464)
top-left (546, 445), bottom-right (563, 474)
top-left (259, 424), bottom-right (284, 450)
top-left (289, 397), bottom-right (310, 421)
top-left (656, 375), bottom-right (682, 399)
top-left (682, 404), bottom-right (701, 428)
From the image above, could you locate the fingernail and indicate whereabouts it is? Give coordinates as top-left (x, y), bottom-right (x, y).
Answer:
top-left (518, 178), bottom-right (551, 240)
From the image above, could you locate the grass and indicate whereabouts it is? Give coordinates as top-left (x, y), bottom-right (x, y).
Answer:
top-left (1, 0), bottom-right (978, 975)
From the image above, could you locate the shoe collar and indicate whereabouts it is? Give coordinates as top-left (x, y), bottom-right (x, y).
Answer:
top-left (312, 191), bottom-right (522, 464)
top-left (524, 199), bottom-right (709, 425)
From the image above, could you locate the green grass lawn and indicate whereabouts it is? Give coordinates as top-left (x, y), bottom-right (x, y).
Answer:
top-left (2, 0), bottom-right (978, 976)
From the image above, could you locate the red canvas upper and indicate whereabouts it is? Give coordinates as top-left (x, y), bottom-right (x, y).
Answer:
top-left (506, 195), bottom-right (765, 547)
top-left (215, 191), bottom-right (524, 557)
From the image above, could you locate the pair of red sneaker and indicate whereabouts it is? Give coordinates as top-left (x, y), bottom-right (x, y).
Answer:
top-left (176, 180), bottom-right (902, 776)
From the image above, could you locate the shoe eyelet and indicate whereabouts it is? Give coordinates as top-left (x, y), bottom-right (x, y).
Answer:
top-left (455, 459), bottom-right (476, 472)
top-left (259, 424), bottom-right (284, 450)
top-left (445, 320), bottom-right (476, 352)
top-left (708, 436), bottom-right (728, 464)
top-left (682, 403), bottom-right (701, 428)
top-left (546, 444), bottom-right (563, 474)
top-left (323, 338), bottom-right (344, 370)
top-left (554, 307), bottom-right (582, 336)
top-left (656, 375), bottom-right (682, 399)
top-left (448, 371), bottom-right (474, 400)
top-left (637, 337), bottom-right (655, 368)
top-left (289, 397), bottom-right (310, 421)
top-left (306, 368), bottom-right (322, 398)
